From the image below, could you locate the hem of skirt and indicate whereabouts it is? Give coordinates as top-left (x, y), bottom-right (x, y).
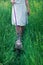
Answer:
top-left (11, 20), bottom-right (28, 26)
top-left (12, 23), bottom-right (28, 26)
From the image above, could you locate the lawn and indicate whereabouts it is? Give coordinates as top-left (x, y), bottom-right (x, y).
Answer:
top-left (0, 0), bottom-right (43, 65)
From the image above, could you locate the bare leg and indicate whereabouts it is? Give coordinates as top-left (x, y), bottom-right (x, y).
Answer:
top-left (16, 26), bottom-right (24, 40)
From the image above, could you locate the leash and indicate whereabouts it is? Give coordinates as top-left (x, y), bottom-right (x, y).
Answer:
top-left (14, 6), bottom-right (17, 26)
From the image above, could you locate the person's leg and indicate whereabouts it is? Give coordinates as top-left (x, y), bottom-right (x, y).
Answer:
top-left (15, 26), bottom-right (24, 49)
top-left (16, 26), bottom-right (24, 40)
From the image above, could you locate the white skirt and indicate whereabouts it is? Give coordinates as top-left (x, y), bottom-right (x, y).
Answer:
top-left (11, 4), bottom-right (28, 26)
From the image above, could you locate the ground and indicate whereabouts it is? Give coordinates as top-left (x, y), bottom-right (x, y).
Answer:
top-left (0, 0), bottom-right (43, 65)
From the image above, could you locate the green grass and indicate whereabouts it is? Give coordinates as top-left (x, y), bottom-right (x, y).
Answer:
top-left (0, 0), bottom-right (43, 65)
